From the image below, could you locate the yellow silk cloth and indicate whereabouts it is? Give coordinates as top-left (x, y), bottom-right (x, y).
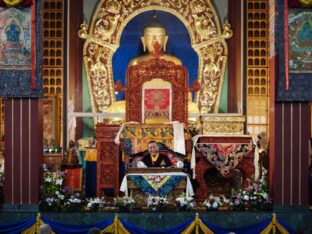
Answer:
top-left (142, 175), bottom-right (171, 191)
top-left (151, 154), bottom-right (159, 164)
top-left (85, 148), bottom-right (97, 161)
top-left (119, 123), bottom-right (190, 154)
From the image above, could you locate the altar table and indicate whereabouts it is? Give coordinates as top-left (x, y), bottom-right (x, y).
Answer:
top-left (192, 135), bottom-right (255, 199)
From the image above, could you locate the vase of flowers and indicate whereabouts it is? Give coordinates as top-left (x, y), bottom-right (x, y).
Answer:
top-left (86, 197), bottom-right (105, 212)
top-left (229, 179), bottom-right (272, 211)
top-left (39, 169), bottom-right (67, 211)
top-left (39, 167), bottom-right (85, 212)
top-left (63, 193), bottom-right (84, 212)
top-left (175, 194), bottom-right (194, 211)
top-left (114, 196), bottom-right (135, 211)
top-left (147, 195), bottom-right (168, 211)
top-left (203, 194), bottom-right (229, 211)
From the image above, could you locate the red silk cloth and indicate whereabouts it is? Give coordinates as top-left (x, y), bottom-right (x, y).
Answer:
top-left (284, 0), bottom-right (289, 90)
top-left (31, 0), bottom-right (35, 89)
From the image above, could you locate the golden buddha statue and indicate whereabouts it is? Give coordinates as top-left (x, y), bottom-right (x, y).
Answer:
top-left (107, 15), bottom-right (199, 120)
top-left (128, 15), bottom-right (182, 66)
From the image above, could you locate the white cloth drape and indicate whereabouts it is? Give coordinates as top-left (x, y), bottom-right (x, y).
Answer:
top-left (169, 121), bottom-right (186, 155)
top-left (67, 100), bottom-right (76, 146)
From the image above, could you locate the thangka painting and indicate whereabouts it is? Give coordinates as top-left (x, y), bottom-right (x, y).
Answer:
top-left (0, 7), bottom-right (31, 68)
top-left (143, 88), bottom-right (171, 123)
top-left (288, 10), bottom-right (312, 73)
top-left (0, 3), bottom-right (42, 98)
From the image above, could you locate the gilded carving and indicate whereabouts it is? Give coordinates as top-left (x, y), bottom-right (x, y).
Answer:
top-left (79, 0), bottom-right (232, 114)
top-left (85, 43), bottom-right (112, 112)
top-left (192, 11), bottom-right (217, 43)
top-left (196, 42), bottom-right (227, 113)
top-left (202, 115), bottom-right (246, 135)
top-left (94, 0), bottom-right (121, 43)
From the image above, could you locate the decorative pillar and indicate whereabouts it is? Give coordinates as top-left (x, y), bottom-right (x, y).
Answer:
top-left (4, 99), bottom-right (42, 210)
top-left (271, 102), bottom-right (310, 208)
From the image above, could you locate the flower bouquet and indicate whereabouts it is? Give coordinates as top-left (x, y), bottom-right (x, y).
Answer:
top-left (114, 196), bottom-right (135, 211)
top-left (63, 192), bottom-right (84, 212)
top-left (229, 180), bottom-right (272, 211)
top-left (39, 170), bottom-right (66, 211)
top-left (175, 194), bottom-right (194, 211)
top-left (203, 194), bottom-right (229, 211)
top-left (39, 168), bottom-right (85, 212)
top-left (147, 195), bottom-right (168, 211)
top-left (86, 197), bottom-right (105, 212)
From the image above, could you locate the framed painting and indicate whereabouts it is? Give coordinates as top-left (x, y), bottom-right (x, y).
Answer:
top-left (43, 96), bottom-right (60, 148)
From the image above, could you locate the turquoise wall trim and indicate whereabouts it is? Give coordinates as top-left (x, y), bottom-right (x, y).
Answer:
top-left (82, 65), bottom-right (95, 138)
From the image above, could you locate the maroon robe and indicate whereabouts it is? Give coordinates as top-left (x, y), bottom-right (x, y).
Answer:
top-left (141, 153), bottom-right (172, 167)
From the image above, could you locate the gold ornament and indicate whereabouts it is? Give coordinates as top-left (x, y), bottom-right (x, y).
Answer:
top-left (3, 0), bottom-right (22, 7)
top-left (299, 0), bottom-right (312, 7)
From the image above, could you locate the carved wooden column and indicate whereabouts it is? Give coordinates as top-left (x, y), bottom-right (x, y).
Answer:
top-left (96, 124), bottom-right (120, 196)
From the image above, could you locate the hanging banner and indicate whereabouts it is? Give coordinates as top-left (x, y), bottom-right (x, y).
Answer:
top-left (0, 0), bottom-right (42, 98)
top-left (288, 10), bottom-right (312, 73)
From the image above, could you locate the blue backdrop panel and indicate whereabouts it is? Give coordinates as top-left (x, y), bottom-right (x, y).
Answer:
top-left (113, 10), bottom-right (198, 101)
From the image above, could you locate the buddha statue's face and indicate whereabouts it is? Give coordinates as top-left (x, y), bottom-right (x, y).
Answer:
top-left (141, 27), bottom-right (168, 53)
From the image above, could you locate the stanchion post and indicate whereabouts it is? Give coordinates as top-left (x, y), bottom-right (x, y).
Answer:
top-left (195, 213), bottom-right (199, 234)
top-left (36, 213), bottom-right (41, 233)
top-left (114, 214), bottom-right (118, 234)
top-left (272, 213), bottom-right (277, 234)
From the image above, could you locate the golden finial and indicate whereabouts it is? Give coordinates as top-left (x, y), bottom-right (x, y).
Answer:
top-left (223, 20), bottom-right (233, 39)
top-left (78, 19), bottom-right (88, 39)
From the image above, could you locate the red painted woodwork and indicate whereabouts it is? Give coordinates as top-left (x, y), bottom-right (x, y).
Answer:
top-left (96, 124), bottom-right (120, 197)
top-left (4, 99), bottom-right (42, 205)
top-left (68, 0), bottom-right (83, 139)
top-left (64, 167), bottom-right (82, 191)
top-left (125, 58), bottom-right (189, 124)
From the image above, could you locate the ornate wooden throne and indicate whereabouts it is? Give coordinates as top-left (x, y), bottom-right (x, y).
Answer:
top-left (96, 57), bottom-right (197, 196)
top-left (116, 56), bottom-right (198, 162)
top-left (117, 57), bottom-right (194, 124)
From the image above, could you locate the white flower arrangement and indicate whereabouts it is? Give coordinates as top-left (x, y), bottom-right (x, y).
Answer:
top-left (40, 169), bottom-right (85, 212)
top-left (147, 195), bottom-right (168, 210)
top-left (114, 196), bottom-right (135, 209)
top-left (175, 194), bottom-right (194, 210)
top-left (203, 194), bottom-right (229, 210)
top-left (63, 193), bottom-right (84, 212)
top-left (86, 197), bottom-right (105, 211)
top-left (229, 180), bottom-right (272, 211)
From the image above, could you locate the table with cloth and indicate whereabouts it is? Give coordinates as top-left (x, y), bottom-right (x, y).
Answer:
top-left (120, 171), bottom-right (194, 205)
top-left (192, 135), bottom-right (255, 199)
